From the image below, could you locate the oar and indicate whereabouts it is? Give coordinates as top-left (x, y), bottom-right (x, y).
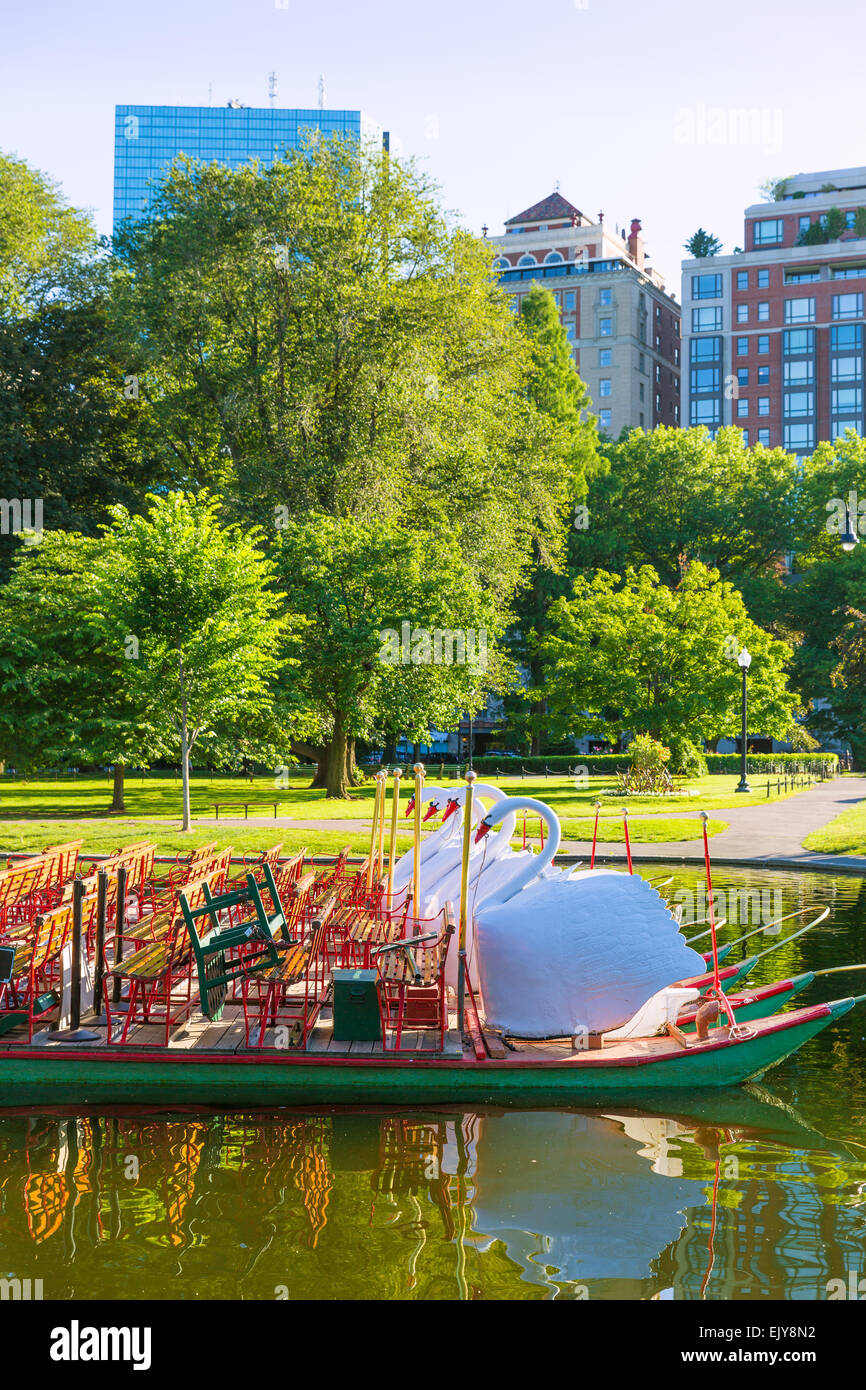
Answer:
top-left (686, 904), bottom-right (826, 947)
top-left (810, 962), bottom-right (866, 978)
top-left (750, 910), bottom-right (830, 964)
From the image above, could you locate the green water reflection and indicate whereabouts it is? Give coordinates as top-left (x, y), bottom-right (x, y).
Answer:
top-left (0, 865), bottom-right (865, 1301)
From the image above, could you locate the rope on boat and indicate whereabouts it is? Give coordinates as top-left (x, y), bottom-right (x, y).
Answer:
top-left (700, 811), bottom-right (755, 1040)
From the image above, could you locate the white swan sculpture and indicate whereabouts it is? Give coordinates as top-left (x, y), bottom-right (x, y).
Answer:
top-left (471, 795), bottom-right (706, 1038)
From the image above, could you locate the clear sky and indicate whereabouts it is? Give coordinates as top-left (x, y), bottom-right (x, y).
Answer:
top-left (1, 0), bottom-right (863, 294)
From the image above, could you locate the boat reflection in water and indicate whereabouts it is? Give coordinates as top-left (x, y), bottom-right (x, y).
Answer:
top-left (0, 1090), bottom-right (864, 1301)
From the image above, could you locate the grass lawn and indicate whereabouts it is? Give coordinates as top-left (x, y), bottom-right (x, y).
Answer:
top-left (0, 767), bottom-right (791, 857)
top-left (802, 797), bottom-right (866, 856)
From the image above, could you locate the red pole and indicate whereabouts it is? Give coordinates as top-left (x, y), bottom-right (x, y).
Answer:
top-left (700, 810), bottom-right (721, 990)
top-left (590, 801), bottom-right (600, 869)
top-left (622, 807), bottom-right (633, 874)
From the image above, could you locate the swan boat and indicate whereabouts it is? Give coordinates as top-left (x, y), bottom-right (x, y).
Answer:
top-left (0, 770), bottom-right (860, 1107)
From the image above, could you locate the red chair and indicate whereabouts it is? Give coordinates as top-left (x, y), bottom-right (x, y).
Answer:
top-left (373, 907), bottom-right (455, 1052)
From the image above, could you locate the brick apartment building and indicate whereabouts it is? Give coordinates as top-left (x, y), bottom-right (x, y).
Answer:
top-left (487, 192), bottom-right (681, 436)
top-left (682, 166), bottom-right (866, 453)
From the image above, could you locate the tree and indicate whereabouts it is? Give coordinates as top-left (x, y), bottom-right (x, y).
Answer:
top-left (577, 426), bottom-right (802, 589)
top-left (113, 139), bottom-right (575, 779)
top-left (0, 152), bottom-right (157, 581)
top-left (0, 532), bottom-right (161, 809)
top-left (758, 177), bottom-right (790, 203)
top-left (272, 513), bottom-right (509, 797)
top-left (537, 562), bottom-right (796, 748)
top-left (93, 492), bottom-right (286, 830)
top-left (684, 229), bottom-right (722, 258)
top-left (831, 609), bottom-right (866, 764)
top-left (500, 287), bottom-right (601, 752)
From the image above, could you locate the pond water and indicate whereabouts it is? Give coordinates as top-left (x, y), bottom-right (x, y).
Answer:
top-left (1, 864), bottom-right (865, 1301)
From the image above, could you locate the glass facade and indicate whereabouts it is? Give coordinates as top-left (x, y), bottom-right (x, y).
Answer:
top-left (113, 105), bottom-right (381, 228)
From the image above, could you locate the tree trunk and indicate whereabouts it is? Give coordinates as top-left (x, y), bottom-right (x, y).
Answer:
top-left (110, 762), bottom-right (126, 813)
top-left (180, 657), bottom-right (192, 831)
top-left (382, 734), bottom-right (398, 766)
top-left (325, 715), bottom-right (351, 798)
top-left (290, 740), bottom-right (328, 789)
top-left (346, 738), bottom-right (363, 787)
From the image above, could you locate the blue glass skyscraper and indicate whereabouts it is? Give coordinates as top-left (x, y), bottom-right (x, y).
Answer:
top-left (113, 104), bottom-right (384, 229)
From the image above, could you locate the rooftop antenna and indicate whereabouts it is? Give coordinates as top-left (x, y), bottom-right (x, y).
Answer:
top-left (318, 74), bottom-right (326, 110)
top-left (268, 72), bottom-right (278, 108)
top-left (554, 178), bottom-right (561, 192)
top-left (208, 82), bottom-right (213, 107)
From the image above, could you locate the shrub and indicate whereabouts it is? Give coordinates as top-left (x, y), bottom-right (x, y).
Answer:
top-left (668, 734), bottom-right (708, 778)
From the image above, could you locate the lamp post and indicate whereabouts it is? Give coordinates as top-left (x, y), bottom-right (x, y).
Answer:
top-left (840, 501), bottom-right (860, 552)
top-left (736, 648), bottom-right (752, 793)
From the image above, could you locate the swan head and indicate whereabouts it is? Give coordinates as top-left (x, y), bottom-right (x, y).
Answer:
top-left (441, 797), bottom-right (460, 822)
top-left (475, 818), bottom-right (493, 844)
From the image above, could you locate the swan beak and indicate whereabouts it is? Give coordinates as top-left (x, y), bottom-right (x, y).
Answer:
top-left (404, 798), bottom-right (415, 817)
top-left (422, 802), bottom-right (439, 822)
top-left (474, 819), bottom-right (492, 844)
top-left (441, 799), bottom-right (459, 821)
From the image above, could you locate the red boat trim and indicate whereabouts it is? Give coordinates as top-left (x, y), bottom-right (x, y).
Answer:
top-left (0, 1002), bottom-right (836, 1072)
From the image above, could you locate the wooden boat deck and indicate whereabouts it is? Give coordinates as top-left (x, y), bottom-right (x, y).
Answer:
top-left (18, 997), bottom-right (733, 1066)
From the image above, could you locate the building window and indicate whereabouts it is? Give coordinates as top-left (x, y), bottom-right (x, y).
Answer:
top-left (674, 346), bottom-right (680, 364)
top-left (758, 336), bottom-right (770, 354)
top-left (544, 252), bottom-right (564, 264)
top-left (737, 398), bottom-right (749, 418)
top-left (599, 317), bottom-right (612, 336)
top-left (737, 304), bottom-right (749, 323)
top-left (737, 336), bottom-right (749, 356)
top-left (693, 273), bottom-right (723, 299)
top-left (833, 292), bottom-right (864, 319)
top-left (846, 211), bottom-right (856, 230)
top-left (758, 302), bottom-right (770, 321)
top-left (832, 386), bottom-right (863, 413)
top-left (655, 393), bottom-right (661, 411)
top-left (753, 218), bottom-right (783, 246)
top-left (831, 356), bottom-right (862, 382)
top-left (757, 365), bottom-right (770, 384)
top-left (639, 381), bottom-right (645, 401)
top-left (655, 364), bottom-right (661, 382)
top-left (599, 409), bottom-right (612, 429)
top-left (758, 428), bottom-right (770, 446)
top-left (565, 323), bottom-right (575, 341)
top-left (565, 291), bottom-right (576, 311)
top-left (784, 423), bottom-right (815, 451)
top-left (599, 288), bottom-right (613, 306)
top-left (691, 367), bottom-right (719, 392)
top-left (737, 367), bottom-right (749, 387)
top-left (758, 269), bottom-right (769, 288)
top-left (736, 271), bottom-right (749, 290)
top-left (599, 378), bottom-right (611, 396)
top-left (831, 323), bottom-right (863, 350)
top-left (639, 412), bottom-right (645, 426)
top-left (798, 216), bottom-right (811, 235)
top-left (784, 327), bottom-right (815, 353)
top-left (690, 336), bottom-right (721, 362)
top-left (692, 306), bottom-right (722, 333)
top-left (832, 266), bottom-right (866, 280)
top-left (691, 399), bottom-right (720, 426)
top-left (784, 359), bottom-right (814, 385)
top-left (637, 352), bottom-right (645, 371)
top-left (655, 335), bottom-right (661, 348)
top-left (599, 348), bottom-right (612, 366)
top-left (758, 396), bottom-right (770, 416)
top-left (784, 297), bottom-right (816, 324)
top-left (785, 269), bottom-right (820, 284)
top-left (517, 254), bottom-right (537, 267)
top-left (493, 258), bottom-right (510, 272)
top-left (784, 391), bottom-right (813, 417)
top-left (742, 430), bottom-right (749, 444)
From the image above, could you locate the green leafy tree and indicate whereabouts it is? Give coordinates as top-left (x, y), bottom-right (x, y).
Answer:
top-left (93, 492), bottom-right (286, 830)
top-left (0, 532), bottom-right (160, 808)
top-left (272, 514), bottom-right (510, 797)
top-left (537, 562), bottom-right (796, 748)
top-left (831, 609), bottom-right (866, 764)
top-left (0, 152), bottom-right (157, 581)
top-left (684, 229), bottom-right (722, 258)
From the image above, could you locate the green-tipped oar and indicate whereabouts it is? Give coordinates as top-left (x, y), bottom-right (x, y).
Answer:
top-left (809, 962), bottom-right (866, 978)
top-left (750, 910), bottom-right (831, 964)
top-left (687, 905), bottom-right (828, 949)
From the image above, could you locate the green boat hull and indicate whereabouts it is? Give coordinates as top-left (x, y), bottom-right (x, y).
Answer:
top-left (0, 1000), bottom-right (854, 1107)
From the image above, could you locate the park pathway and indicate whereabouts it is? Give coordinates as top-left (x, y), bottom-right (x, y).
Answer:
top-left (558, 774), bottom-right (866, 872)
